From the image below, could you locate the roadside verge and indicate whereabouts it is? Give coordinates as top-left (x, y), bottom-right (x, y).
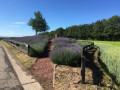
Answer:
top-left (1, 41), bottom-right (44, 90)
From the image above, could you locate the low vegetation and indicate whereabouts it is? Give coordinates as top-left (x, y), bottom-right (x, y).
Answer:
top-left (9, 35), bottom-right (49, 57)
top-left (50, 37), bottom-right (92, 66)
top-left (94, 41), bottom-right (120, 85)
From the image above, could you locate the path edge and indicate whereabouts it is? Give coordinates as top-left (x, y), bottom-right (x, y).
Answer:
top-left (1, 41), bottom-right (44, 90)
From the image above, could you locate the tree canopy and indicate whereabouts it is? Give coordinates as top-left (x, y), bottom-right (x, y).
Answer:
top-left (40, 15), bottom-right (120, 41)
top-left (28, 11), bottom-right (50, 35)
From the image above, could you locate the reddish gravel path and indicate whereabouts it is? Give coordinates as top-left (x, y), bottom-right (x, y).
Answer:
top-left (31, 40), bottom-right (54, 90)
top-left (32, 57), bottom-right (54, 79)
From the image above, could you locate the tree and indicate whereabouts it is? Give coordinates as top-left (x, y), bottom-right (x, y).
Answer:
top-left (37, 15), bottom-right (120, 41)
top-left (93, 20), bottom-right (104, 40)
top-left (55, 27), bottom-right (65, 37)
top-left (28, 11), bottom-right (50, 35)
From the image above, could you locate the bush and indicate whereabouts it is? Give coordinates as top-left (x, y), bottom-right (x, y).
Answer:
top-left (27, 37), bottom-right (49, 57)
top-left (50, 46), bottom-right (82, 65)
top-left (28, 42), bottom-right (46, 57)
top-left (53, 37), bottom-right (76, 44)
top-left (50, 37), bottom-right (83, 65)
top-left (11, 35), bottom-right (49, 42)
top-left (54, 41), bottom-right (76, 48)
top-left (8, 35), bottom-right (49, 57)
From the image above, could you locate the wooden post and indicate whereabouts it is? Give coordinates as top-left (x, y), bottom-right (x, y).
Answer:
top-left (16, 43), bottom-right (19, 46)
top-left (81, 56), bottom-right (85, 84)
top-left (55, 34), bottom-right (57, 38)
top-left (53, 65), bottom-right (56, 87)
top-left (81, 47), bottom-right (85, 84)
top-left (28, 45), bottom-right (30, 55)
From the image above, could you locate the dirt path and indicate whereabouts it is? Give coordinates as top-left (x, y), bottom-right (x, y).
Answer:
top-left (31, 40), bottom-right (54, 90)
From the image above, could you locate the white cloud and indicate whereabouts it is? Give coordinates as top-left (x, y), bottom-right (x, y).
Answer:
top-left (13, 22), bottom-right (26, 24)
top-left (7, 21), bottom-right (26, 28)
top-left (8, 25), bottom-right (21, 27)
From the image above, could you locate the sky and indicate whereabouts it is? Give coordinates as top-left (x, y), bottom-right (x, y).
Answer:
top-left (0, 0), bottom-right (120, 37)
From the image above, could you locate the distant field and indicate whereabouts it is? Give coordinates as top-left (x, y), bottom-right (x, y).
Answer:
top-left (93, 41), bottom-right (120, 47)
top-left (79, 40), bottom-right (120, 46)
top-left (80, 40), bottom-right (120, 84)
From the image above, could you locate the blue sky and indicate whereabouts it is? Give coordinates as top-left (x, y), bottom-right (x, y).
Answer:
top-left (0, 0), bottom-right (120, 37)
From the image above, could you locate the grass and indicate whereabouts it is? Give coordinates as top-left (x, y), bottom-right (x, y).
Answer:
top-left (95, 43), bottom-right (120, 82)
top-left (1, 40), bottom-right (37, 69)
top-left (19, 45), bottom-right (28, 51)
top-left (80, 40), bottom-right (120, 88)
top-left (94, 41), bottom-right (120, 47)
top-left (79, 40), bottom-right (120, 46)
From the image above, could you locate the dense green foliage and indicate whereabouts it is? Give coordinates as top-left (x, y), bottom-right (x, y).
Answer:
top-left (40, 15), bottom-right (120, 41)
top-left (39, 27), bottom-right (65, 38)
top-left (94, 41), bottom-right (120, 84)
top-left (28, 11), bottom-right (50, 35)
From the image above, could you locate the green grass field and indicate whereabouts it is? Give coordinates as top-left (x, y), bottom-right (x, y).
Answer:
top-left (80, 40), bottom-right (120, 85)
top-left (80, 40), bottom-right (120, 46)
top-left (93, 41), bottom-right (120, 47)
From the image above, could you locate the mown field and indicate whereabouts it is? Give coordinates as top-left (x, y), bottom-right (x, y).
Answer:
top-left (80, 40), bottom-right (120, 87)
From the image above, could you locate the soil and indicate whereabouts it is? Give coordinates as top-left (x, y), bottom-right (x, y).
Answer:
top-left (54, 65), bottom-right (97, 90)
top-left (54, 48), bottom-right (114, 90)
top-left (31, 39), bottom-right (54, 90)
top-left (31, 57), bottom-right (54, 90)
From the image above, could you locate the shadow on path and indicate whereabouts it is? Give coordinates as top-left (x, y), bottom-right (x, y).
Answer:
top-left (84, 47), bottom-right (104, 86)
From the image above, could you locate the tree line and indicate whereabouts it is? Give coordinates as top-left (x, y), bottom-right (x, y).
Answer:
top-left (40, 15), bottom-right (120, 41)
